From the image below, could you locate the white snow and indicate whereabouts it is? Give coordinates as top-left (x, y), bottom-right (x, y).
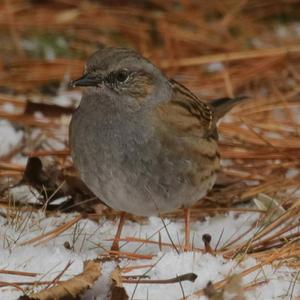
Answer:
top-left (52, 90), bottom-right (81, 107)
top-left (0, 120), bottom-right (23, 157)
top-left (0, 208), bottom-right (298, 299)
top-left (206, 62), bottom-right (224, 73)
top-left (9, 185), bottom-right (41, 204)
top-left (286, 168), bottom-right (300, 179)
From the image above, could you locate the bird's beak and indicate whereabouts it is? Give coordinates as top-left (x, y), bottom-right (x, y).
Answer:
top-left (70, 73), bottom-right (101, 88)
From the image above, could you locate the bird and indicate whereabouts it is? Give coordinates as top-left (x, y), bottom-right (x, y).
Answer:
top-left (69, 47), bottom-right (247, 251)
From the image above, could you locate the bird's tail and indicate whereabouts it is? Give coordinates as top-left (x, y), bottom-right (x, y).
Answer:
top-left (210, 96), bottom-right (249, 120)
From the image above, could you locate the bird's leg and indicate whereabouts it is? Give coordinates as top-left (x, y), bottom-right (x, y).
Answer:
top-left (184, 207), bottom-right (191, 251)
top-left (111, 212), bottom-right (126, 251)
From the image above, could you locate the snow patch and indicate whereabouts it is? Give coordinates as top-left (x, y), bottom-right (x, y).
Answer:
top-left (0, 120), bottom-right (23, 157)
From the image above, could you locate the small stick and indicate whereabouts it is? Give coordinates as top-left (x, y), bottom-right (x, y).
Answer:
top-left (45, 261), bottom-right (72, 289)
top-left (0, 269), bottom-right (38, 277)
top-left (243, 279), bottom-right (269, 291)
top-left (0, 280), bottom-right (52, 287)
top-left (107, 250), bottom-right (154, 260)
top-left (158, 231), bottom-right (162, 251)
top-left (108, 236), bottom-right (204, 252)
top-left (121, 264), bottom-right (154, 273)
top-left (122, 272), bottom-right (197, 284)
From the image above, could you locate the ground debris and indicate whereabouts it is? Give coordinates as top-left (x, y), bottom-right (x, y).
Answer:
top-left (20, 260), bottom-right (102, 300)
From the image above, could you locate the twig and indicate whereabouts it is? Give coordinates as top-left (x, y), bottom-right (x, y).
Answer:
top-left (123, 273), bottom-right (197, 284)
top-left (160, 45), bottom-right (300, 68)
top-left (0, 269), bottom-right (38, 277)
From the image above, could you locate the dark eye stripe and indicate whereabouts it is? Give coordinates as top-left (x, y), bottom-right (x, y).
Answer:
top-left (105, 73), bottom-right (115, 84)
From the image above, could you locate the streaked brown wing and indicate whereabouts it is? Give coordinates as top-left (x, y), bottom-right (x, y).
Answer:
top-left (156, 79), bottom-right (214, 138)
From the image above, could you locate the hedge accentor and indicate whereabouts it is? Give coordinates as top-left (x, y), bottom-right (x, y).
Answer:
top-left (70, 47), bottom-right (246, 251)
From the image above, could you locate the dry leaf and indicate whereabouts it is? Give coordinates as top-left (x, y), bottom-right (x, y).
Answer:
top-left (204, 281), bottom-right (224, 300)
top-left (223, 275), bottom-right (245, 300)
top-left (27, 260), bottom-right (102, 300)
top-left (109, 267), bottom-right (128, 300)
top-left (204, 275), bottom-right (245, 300)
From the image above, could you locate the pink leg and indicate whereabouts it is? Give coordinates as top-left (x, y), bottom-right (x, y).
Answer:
top-left (111, 212), bottom-right (126, 251)
top-left (184, 208), bottom-right (191, 251)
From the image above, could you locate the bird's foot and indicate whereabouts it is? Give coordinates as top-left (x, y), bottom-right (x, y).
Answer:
top-left (110, 241), bottom-right (120, 252)
top-left (183, 243), bottom-right (192, 252)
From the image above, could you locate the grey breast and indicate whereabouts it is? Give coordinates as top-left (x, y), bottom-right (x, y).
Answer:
top-left (70, 89), bottom-right (217, 216)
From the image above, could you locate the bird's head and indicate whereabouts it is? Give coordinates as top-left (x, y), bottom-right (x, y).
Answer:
top-left (71, 47), bottom-right (170, 107)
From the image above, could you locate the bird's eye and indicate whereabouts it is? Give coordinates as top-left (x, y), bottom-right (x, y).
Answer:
top-left (115, 70), bottom-right (129, 83)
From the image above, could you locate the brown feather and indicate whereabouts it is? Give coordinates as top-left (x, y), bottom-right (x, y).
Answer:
top-left (156, 79), bottom-right (214, 138)
top-left (210, 96), bottom-right (249, 120)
